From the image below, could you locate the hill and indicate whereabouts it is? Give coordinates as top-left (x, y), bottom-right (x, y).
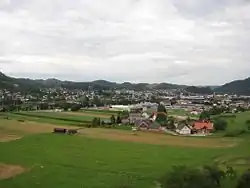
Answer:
top-left (4, 71), bottom-right (249, 95)
top-left (185, 86), bottom-right (213, 94)
top-left (215, 77), bottom-right (250, 95)
top-left (0, 72), bottom-right (188, 92)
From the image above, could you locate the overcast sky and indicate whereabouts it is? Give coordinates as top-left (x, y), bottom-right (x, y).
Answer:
top-left (0, 0), bottom-right (250, 85)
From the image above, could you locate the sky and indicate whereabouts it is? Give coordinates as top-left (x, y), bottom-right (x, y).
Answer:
top-left (0, 0), bottom-right (250, 85)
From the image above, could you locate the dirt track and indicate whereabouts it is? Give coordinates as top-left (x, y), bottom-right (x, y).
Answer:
top-left (0, 163), bottom-right (27, 180)
top-left (0, 134), bottom-right (22, 142)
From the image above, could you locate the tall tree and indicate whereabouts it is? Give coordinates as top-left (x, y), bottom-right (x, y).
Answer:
top-left (110, 115), bottom-right (116, 124)
top-left (157, 104), bottom-right (167, 113)
top-left (116, 114), bottom-right (122, 124)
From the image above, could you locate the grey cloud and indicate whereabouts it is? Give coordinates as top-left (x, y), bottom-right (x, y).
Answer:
top-left (1, 0), bottom-right (250, 85)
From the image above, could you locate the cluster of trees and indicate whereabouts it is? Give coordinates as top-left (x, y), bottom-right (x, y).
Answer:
top-left (110, 111), bottom-right (130, 124)
top-left (91, 117), bottom-right (101, 127)
top-left (110, 115), bottom-right (121, 124)
top-left (159, 165), bottom-right (250, 188)
top-left (91, 111), bottom-right (130, 128)
top-left (214, 118), bottom-right (228, 131)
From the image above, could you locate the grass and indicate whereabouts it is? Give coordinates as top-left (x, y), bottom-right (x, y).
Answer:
top-left (212, 111), bottom-right (250, 137)
top-left (0, 112), bottom-right (250, 188)
top-left (0, 113), bottom-right (84, 126)
top-left (81, 109), bottom-right (120, 114)
top-left (0, 133), bottom-right (230, 188)
top-left (0, 110), bottom-right (113, 127)
top-left (16, 111), bottom-right (108, 121)
top-left (166, 109), bottom-right (199, 119)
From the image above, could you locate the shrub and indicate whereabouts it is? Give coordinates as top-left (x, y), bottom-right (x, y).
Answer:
top-left (237, 169), bottom-right (250, 188)
top-left (91, 118), bottom-right (101, 127)
top-left (224, 129), bottom-right (247, 137)
top-left (214, 119), bottom-right (228, 131)
top-left (71, 104), bottom-right (81, 112)
top-left (245, 120), bottom-right (250, 124)
top-left (159, 165), bottom-right (226, 188)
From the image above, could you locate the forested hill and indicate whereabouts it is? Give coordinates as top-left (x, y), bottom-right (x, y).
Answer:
top-left (215, 77), bottom-right (250, 95)
top-left (2, 72), bottom-right (249, 95)
top-left (0, 72), bottom-right (187, 92)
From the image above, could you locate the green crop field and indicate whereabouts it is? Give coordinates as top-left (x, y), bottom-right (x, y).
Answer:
top-left (214, 111), bottom-right (250, 131)
top-left (81, 109), bottom-right (121, 114)
top-left (0, 110), bottom-right (114, 127)
top-left (0, 112), bottom-right (250, 188)
top-left (17, 111), bottom-right (110, 120)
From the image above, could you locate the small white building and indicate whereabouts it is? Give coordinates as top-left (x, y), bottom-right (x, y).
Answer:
top-left (176, 124), bottom-right (192, 135)
top-left (190, 110), bottom-right (199, 115)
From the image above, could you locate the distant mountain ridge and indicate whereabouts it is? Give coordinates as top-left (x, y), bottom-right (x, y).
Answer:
top-left (215, 77), bottom-right (250, 95)
top-left (2, 71), bottom-right (249, 95)
top-left (0, 72), bottom-right (189, 91)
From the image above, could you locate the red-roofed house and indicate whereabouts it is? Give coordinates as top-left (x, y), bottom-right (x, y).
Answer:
top-left (192, 121), bottom-right (214, 134)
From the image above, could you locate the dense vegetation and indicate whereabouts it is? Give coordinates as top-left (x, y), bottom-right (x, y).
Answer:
top-left (0, 72), bottom-right (187, 91)
top-left (215, 77), bottom-right (250, 95)
top-left (160, 165), bottom-right (250, 188)
top-left (185, 86), bottom-right (213, 94)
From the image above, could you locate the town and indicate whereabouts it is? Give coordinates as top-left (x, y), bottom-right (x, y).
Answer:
top-left (1, 86), bottom-right (250, 136)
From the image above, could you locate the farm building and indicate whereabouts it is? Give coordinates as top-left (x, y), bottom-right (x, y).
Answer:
top-left (176, 124), bottom-right (192, 135)
top-left (192, 121), bottom-right (214, 134)
top-left (135, 119), bottom-right (161, 131)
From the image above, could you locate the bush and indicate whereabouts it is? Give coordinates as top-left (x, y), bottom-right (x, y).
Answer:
top-left (245, 120), bottom-right (250, 124)
top-left (91, 117), bottom-right (101, 127)
top-left (224, 129), bottom-right (247, 137)
top-left (159, 165), bottom-right (225, 188)
top-left (70, 104), bottom-right (81, 111)
top-left (214, 119), bottom-right (228, 131)
top-left (237, 169), bottom-right (250, 188)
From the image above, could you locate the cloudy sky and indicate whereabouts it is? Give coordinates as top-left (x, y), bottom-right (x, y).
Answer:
top-left (0, 0), bottom-right (250, 85)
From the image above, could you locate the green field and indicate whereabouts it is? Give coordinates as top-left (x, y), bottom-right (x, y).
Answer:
top-left (0, 110), bottom-right (114, 126)
top-left (0, 111), bottom-right (250, 188)
top-left (81, 109), bottom-right (121, 114)
top-left (164, 108), bottom-right (199, 119)
top-left (214, 112), bottom-right (250, 131)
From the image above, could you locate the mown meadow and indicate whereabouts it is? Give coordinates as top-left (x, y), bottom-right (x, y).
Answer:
top-left (0, 110), bottom-right (249, 188)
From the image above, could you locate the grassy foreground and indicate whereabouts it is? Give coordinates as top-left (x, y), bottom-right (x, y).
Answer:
top-left (0, 134), bottom-right (230, 188)
top-left (0, 111), bottom-right (250, 188)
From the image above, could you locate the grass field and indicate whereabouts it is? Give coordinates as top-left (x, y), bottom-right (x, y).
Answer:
top-left (0, 111), bottom-right (250, 188)
top-left (0, 110), bottom-right (114, 127)
top-left (214, 111), bottom-right (250, 131)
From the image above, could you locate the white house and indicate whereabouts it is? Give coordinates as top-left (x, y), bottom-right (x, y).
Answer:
top-left (190, 110), bottom-right (199, 115)
top-left (142, 112), bottom-right (149, 118)
top-left (176, 124), bottom-right (192, 135)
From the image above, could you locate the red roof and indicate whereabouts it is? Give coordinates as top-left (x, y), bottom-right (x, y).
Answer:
top-left (193, 121), bottom-right (214, 130)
